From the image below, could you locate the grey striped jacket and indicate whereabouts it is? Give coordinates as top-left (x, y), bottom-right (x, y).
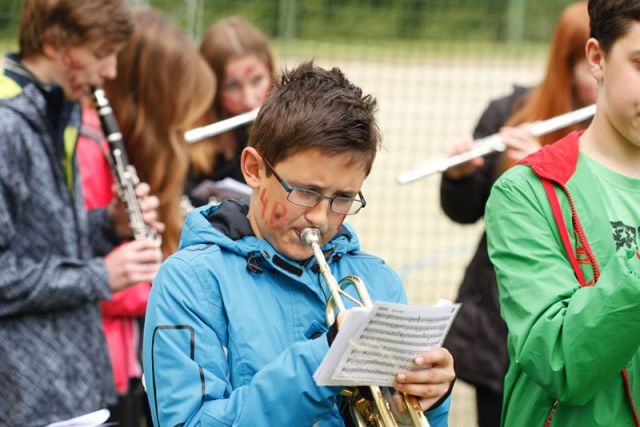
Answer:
top-left (0, 57), bottom-right (117, 426)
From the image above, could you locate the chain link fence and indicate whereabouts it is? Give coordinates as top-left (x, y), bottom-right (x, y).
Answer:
top-left (0, 0), bottom-right (580, 424)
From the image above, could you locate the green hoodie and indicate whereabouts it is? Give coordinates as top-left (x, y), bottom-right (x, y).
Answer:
top-left (486, 131), bottom-right (640, 426)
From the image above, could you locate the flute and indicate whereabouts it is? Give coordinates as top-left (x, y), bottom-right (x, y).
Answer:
top-left (184, 107), bottom-right (259, 144)
top-left (396, 104), bottom-right (596, 185)
top-left (92, 86), bottom-right (160, 243)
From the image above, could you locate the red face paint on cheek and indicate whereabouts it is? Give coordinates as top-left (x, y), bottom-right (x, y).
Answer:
top-left (242, 65), bottom-right (257, 79)
top-left (268, 202), bottom-right (288, 229)
top-left (62, 52), bottom-right (85, 70)
top-left (61, 52), bottom-right (88, 95)
top-left (222, 92), bottom-right (242, 116)
top-left (258, 189), bottom-right (289, 230)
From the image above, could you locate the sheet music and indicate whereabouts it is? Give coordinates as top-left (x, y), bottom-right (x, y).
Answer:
top-left (314, 300), bottom-right (460, 387)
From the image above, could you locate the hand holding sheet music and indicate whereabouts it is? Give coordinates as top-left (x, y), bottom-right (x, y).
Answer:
top-left (314, 300), bottom-right (460, 387)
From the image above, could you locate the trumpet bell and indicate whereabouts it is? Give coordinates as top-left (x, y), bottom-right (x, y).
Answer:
top-left (342, 385), bottom-right (425, 427)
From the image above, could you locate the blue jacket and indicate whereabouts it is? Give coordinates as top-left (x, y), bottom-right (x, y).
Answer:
top-left (0, 55), bottom-right (118, 425)
top-left (144, 200), bottom-right (450, 426)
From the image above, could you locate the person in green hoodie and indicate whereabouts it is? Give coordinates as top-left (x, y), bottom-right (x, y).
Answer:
top-left (485, 0), bottom-right (640, 425)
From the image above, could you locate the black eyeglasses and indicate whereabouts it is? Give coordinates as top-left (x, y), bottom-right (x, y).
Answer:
top-left (262, 157), bottom-right (366, 215)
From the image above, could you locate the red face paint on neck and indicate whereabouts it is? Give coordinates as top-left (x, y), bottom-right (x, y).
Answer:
top-left (268, 202), bottom-right (287, 228)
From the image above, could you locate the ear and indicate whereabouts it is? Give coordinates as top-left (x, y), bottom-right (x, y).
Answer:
top-left (42, 40), bottom-right (60, 60)
top-left (241, 147), bottom-right (264, 188)
top-left (585, 37), bottom-right (605, 83)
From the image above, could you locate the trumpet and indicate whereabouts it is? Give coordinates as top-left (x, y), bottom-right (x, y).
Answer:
top-left (92, 86), bottom-right (160, 243)
top-left (396, 103), bottom-right (596, 184)
top-left (184, 107), bottom-right (259, 144)
top-left (301, 228), bottom-right (430, 427)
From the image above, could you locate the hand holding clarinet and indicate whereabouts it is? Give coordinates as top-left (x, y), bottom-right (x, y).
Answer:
top-left (92, 86), bottom-right (164, 291)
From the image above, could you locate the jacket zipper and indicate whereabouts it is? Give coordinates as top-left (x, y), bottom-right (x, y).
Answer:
top-left (535, 169), bottom-right (599, 282)
top-left (544, 400), bottom-right (558, 427)
top-left (622, 369), bottom-right (640, 426)
top-left (534, 171), bottom-right (640, 426)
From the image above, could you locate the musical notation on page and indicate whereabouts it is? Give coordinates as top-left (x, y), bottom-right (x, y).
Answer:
top-left (314, 300), bottom-right (460, 387)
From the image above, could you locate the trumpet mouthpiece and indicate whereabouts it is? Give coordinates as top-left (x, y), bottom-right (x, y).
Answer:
top-left (300, 228), bottom-right (320, 246)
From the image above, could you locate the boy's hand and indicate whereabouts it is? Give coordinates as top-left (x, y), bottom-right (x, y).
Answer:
top-left (104, 239), bottom-right (162, 291)
top-left (108, 182), bottom-right (165, 238)
top-left (392, 347), bottom-right (455, 411)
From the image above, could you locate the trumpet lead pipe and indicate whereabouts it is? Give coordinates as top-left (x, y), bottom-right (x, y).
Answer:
top-left (185, 107), bottom-right (260, 144)
top-left (301, 228), bottom-right (347, 313)
top-left (396, 103), bottom-right (596, 185)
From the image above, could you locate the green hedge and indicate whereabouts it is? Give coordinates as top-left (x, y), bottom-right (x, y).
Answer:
top-left (0, 0), bottom-right (580, 43)
top-left (157, 0), bottom-right (579, 42)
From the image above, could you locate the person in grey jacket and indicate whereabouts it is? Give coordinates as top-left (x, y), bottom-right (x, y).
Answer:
top-left (0, 1), bottom-right (163, 425)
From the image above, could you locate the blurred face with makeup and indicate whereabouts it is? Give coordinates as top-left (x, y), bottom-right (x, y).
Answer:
top-left (40, 41), bottom-right (122, 100)
top-left (186, 16), bottom-right (275, 190)
top-left (221, 54), bottom-right (271, 116)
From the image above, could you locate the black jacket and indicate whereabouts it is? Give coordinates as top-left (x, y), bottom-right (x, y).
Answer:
top-left (185, 125), bottom-right (249, 207)
top-left (441, 86), bottom-right (528, 394)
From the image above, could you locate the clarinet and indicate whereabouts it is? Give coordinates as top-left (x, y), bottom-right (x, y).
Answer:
top-left (91, 86), bottom-right (160, 243)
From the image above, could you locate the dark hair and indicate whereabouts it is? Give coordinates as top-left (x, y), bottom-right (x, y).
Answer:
top-left (589, 0), bottom-right (640, 53)
top-left (19, 0), bottom-right (132, 58)
top-left (249, 61), bottom-right (381, 176)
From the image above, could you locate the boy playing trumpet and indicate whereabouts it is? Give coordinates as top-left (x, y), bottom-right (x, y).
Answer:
top-left (143, 61), bottom-right (454, 426)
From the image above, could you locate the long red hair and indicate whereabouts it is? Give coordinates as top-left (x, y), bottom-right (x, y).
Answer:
top-left (506, 1), bottom-right (590, 146)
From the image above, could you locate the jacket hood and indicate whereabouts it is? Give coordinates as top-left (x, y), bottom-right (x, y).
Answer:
top-left (2, 54), bottom-right (74, 132)
top-left (517, 130), bottom-right (583, 185)
top-left (179, 199), bottom-right (361, 264)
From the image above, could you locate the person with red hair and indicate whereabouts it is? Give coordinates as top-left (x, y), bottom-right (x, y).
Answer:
top-left (440, 2), bottom-right (595, 426)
